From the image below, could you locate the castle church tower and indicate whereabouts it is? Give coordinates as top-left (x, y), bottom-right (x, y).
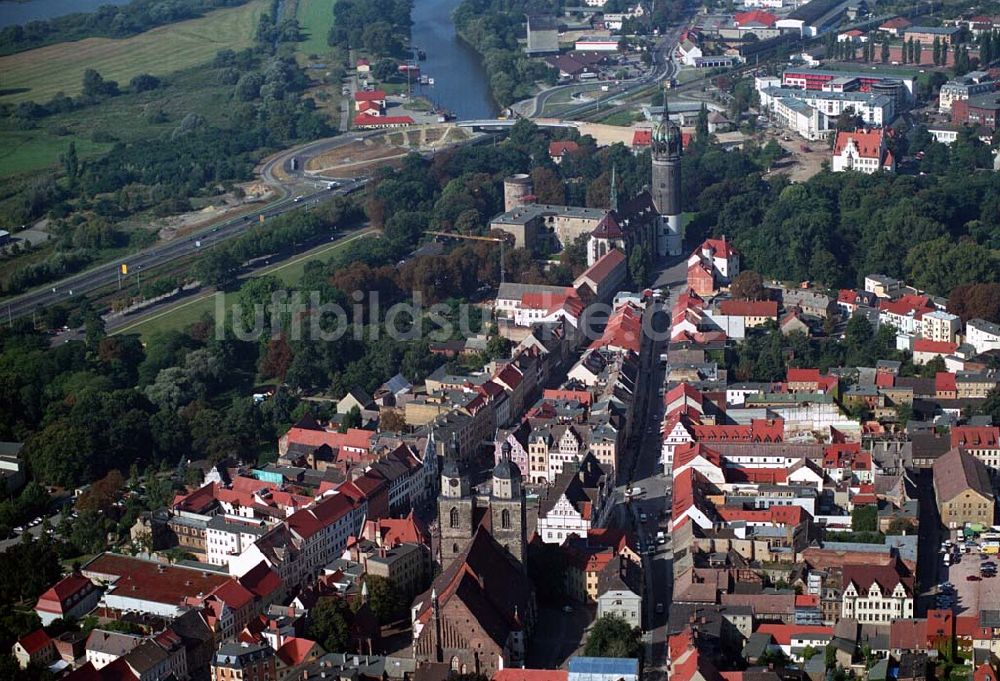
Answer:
top-left (438, 435), bottom-right (475, 562)
top-left (490, 441), bottom-right (528, 572)
top-left (651, 103), bottom-right (683, 257)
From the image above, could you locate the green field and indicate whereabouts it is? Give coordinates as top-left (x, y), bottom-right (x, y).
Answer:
top-left (0, 130), bottom-right (112, 178)
top-left (296, 0), bottom-right (336, 58)
top-left (0, 0), bottom-right (268, 105)
top-left (114, 230), bottom-right (374, 340)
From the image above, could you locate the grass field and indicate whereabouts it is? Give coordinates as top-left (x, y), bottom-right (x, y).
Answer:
top-left (0, 130), bottom-right (112, 178)
top-left (0, 0), bottom-right (268, 105)
top-left (296, 0), bottom-right (336, 58)
top-left (114, 230), bottom-right (374, 339)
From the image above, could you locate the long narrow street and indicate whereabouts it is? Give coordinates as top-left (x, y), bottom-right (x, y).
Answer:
top-left (614, 255), bottom-right (689, 676)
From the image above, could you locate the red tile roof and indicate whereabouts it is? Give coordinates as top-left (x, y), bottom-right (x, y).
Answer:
top-left (951, 426), bottom-right (1000, 449)
top-left (354, 90), bottom-right (386, 101)
top-left (879, 294), bottom-right (934, 318)
top-left (718, 299), bottom-right (777, 317)
top-left (83, 554), bottom-right (229, 607)
top-left (548, 140), bottom-right (579, 157)
top-left (354, 114), bottom-right (414, 126)
top-left (890, 619), bottom-right (926, 651)
top-left (699, 237), bottom-right (738, 259)
top-left (632, 129), bottom-right (652, 147)
top-left (880, 16), bottom-right (912, 29)
top-left (209, 579), bottom-right (255, 610)
top-left (576, 249), bottom-right (625, 288)
top-left (913, 338), bottom-right (958, 355)
top-left (18, 629), bottom-right (53, 655)
top-left (787, 368), bottom-right (821, 384)
top-left (36, 573), bottom-right (95, 614)
top-left (843, 558), bottom-right (913, 597)
top-left (935, 372), bottom-right (957, 393)
top-left (238, 561), bottom-right (282, 600)
top-left (283, 427), bottom-right (374, 452)
top-left (756, 623), bottom-right (832, 646)
top-left (275, 637), bottom-right (319, 667)
top-left (734, 10), bottom-right (776, 26)
top-left (834, 129), bottom-right (885, 159)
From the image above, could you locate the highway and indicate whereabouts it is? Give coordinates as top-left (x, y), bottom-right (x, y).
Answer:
top-left (1, 176), bottom-right (366, 322)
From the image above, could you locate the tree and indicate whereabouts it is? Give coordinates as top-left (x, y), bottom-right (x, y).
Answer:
top-left (129, 73), bottom-right (160, 92)
top-left (851, 505), bottom-right (878, 532)
top-left (731, 271), bottom-right (767, 300)
top-left (584, 615), bottom-right (642, 658)
top-left (76, 470), bottom-right (125, 513)
top-left (362, 574), bottom-right (405, 623)
top-left (933, 36), bottom-right (942, 66)
top-left (338, 406), bottom-right (362, 431)
top-left (308, 598), bottom-right (352, 652)
top-left (913, 39), bottom-right (922, 65)
top-left (61, 142), bottom-right (79, 187)
top-left (372, 58), bottom-right (397, 82)
top-left (696, 102), bottom-right (709, 141)
top-left (886, 517), bottom-right (915, 535)
top-left (628, 244), bottom-right (647, 288)
top-left (379, 409), bottom-right (406, 432)
top-left (948, 283), bottom-right (1000, 323)
top-left (881, 39), bottom-right (890, 64)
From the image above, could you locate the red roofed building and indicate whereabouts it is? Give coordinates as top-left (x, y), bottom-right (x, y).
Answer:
top-left (573, 249), bottom-right (627, 303)
top-left (832, 129), bottom-right (895, 174)
top-left (879, 294), bottom-right (935, 335)
top-left (353, 114), bottom-right (414, 129)
top-left (787, 368), bottom-right (822, 392)
top-left (879, 16), bottom-right (912, 36)
top-left (913, 338), bottom-right (958, 365)
top-left (278, 424), bottom-right (374, 459)
top-left (951, 425), bottom-right (1000, 472)
top-left (688, 236), bottom-right (740, 285)
top-left (274, 638), bottom-right (323, 676)
top-left (13, 629), bottom-right (57, 669)
top-left (734, 10), bottom-right (776, 27)
top-left (353, 89), bottom-right (386, 110)
top-left (592, 302), bottom-right (643, 354)
top-left (548, 140), bottom-right (579, 163)
top-left (841, 558), bottom-right (914, 623)
top-left (35, 572), bottom-right (102, 625)
top-left (687, 261), bottom-right (716, 297)
top-left (632, 128), bottom-right (652, 149)
top-left (718, 299), bottom-right (778, 326)
top-left (935, 372), bottom-right (958, 399)
top-left (756, 623), bottom-right (832, 655)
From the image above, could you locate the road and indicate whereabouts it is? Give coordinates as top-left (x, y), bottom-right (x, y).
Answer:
top-left (611, 255), bottom-right (688, 678)
top-left (525, 18), bottom-right (690, 119)
top-left (1, 175), bottom-right (366, 322)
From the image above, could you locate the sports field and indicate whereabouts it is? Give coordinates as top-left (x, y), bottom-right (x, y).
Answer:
top-left (0, 0), bottom-right (268, 105)
top-left (296, 0), bottom-right (336, 58)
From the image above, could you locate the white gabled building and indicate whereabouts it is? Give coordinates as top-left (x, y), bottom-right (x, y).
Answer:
top-left (536, 454), bottom-right (614, 544)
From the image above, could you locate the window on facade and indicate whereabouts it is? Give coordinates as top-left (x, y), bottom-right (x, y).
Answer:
top-left (449, 507), bottom-right (459, 528)
top-left (501, 509), bottom-right (511, 529)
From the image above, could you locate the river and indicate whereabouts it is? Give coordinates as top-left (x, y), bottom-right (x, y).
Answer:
top-left (0, 0), bottom-right (131, 29)
top-left (408, 0), bottom-right (497, 119)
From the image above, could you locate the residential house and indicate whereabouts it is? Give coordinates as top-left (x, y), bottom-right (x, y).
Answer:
top-left (13, 630), bottom-right (57, 669)
top-left (841, 559), bottom-right (915, 624)
top-left (35, 572), bottom-right (102, 625)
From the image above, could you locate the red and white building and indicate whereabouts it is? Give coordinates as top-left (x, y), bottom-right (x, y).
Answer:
top-left (831, 129), bottom-right (895, 174)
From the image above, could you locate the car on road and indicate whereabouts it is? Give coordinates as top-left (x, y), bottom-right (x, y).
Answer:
top-left (968, 575), bottom-right (982, 581)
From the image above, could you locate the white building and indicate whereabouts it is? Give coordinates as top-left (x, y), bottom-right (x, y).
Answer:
top-left (758, 87), bottom-right (895, 140)
top-left (536, 455), bottom-right (613, 544)
top-left (967, 318), bottom-right (1000, 355)
top-left (920, 309), bottom-right (961, 343)
top-left (841, 564), bottom-right (914, 624)
top-left (85, 631), bottom-right (142, 670)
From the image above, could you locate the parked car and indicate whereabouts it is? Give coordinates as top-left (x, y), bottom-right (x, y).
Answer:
top-left (967, 575), bottom-right (982, 581)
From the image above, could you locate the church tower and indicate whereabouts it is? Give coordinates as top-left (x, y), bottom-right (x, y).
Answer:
top-left (438, 435), bottom-right (475, 562)
top-left (651, 102), bottom-right (683, 257)
top-left (490, 441), bottom-right (528, 571)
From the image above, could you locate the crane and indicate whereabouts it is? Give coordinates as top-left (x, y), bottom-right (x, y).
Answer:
top-left (424, 230), bottom-right (513, 284)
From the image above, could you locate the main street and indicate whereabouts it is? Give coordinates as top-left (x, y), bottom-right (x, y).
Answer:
top-left (613, 255), bottom-right (688, 677)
